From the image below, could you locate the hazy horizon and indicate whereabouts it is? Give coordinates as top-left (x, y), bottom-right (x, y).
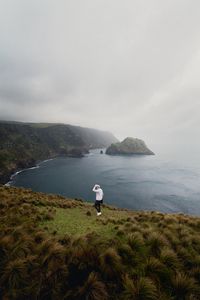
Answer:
top-left (0, 0), bottom-right (200, 155)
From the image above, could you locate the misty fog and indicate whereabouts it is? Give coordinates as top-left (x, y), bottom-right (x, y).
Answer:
top-left (0, 0), bottom-right (200, 157)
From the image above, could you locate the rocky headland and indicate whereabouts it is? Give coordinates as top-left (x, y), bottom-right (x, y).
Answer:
top-left (106, 137), bottom-right (154, 155)
top-left (0, 121), bottom-right (118, 184)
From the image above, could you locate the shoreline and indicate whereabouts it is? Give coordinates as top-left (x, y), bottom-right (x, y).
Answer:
top-left (3, 148), bottom-right (104, 186)
top-left (3, 152), bottom-right (91, 186)
top-left (4, 157), bottom-right (58, 186)
top-left (5, 164), bottom-right (42, 187)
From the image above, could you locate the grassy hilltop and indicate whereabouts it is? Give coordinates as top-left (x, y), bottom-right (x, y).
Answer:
top-left (1, 186), bottom-right (200, 299)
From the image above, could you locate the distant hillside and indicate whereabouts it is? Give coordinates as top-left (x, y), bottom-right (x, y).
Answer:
top-left (1, 185), bottom-right (200, 299)
top-left (106, 137), bottom-right (154, 155)
top-left (0, 121), bottom-right (118, 184)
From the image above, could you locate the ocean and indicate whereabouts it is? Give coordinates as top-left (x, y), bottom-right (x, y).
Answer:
top-left (9, 148), bottom-right (200, 215)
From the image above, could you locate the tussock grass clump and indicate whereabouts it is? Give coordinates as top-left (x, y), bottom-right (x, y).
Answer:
top-left (117, 243), bottom-right (134, 264)
top-left (122, 274), bottom-right (157, 300)
top-left (147, 232), bottom-right (169, 257)
top-left (0, 258), bottom-right (28, 298)
top-left (116, 227), bottom-right (125, 237)
top-left (160, 248), bottom-right (180, 270)
top-left (190, 267), bottom-right (200, 284)
top-left (128, 233), bottom-right (144, 252)
top-left (171, 272), bottom-right (200, 300)
top-left (129, 224), bottom-right (142, 233)
top-left (100, 248), bottom-right (122, 279)
top-left (75, 272), bottom-right (108, 300)
top-left (86, 210), bottom-right (92, 216)
top-left (1, 186), bottom-right (200, 299)
top-left (144, 257), bottom-right (170, 283)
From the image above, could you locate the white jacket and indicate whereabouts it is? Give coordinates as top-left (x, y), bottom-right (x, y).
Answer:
top-left (92, 185), bottom-right (104, 201)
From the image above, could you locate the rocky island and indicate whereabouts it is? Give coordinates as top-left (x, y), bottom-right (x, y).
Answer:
top-left (106, 137), bottom-right (154, 155)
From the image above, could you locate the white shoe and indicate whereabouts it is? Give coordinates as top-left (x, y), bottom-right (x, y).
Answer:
top-left (97, 212), bottom-right (102, 216)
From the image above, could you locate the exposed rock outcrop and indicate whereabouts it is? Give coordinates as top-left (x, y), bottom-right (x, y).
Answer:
top-left (106, 137), bottom-right (154, 155)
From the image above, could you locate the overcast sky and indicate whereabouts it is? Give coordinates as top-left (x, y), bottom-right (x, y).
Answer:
top-left (0, 0), bottom-right (200, 152)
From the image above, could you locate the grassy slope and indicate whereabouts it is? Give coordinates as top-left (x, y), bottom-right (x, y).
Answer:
top-left (41, 206), bottom-right (134, 237)
top-left (1, 186), bottom-right (200, 299)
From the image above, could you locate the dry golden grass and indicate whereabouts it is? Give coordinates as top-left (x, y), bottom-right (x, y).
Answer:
top-left (1, 185), bottom-right (200, 299)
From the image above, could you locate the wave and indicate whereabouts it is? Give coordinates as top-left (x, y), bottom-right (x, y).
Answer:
top-left (5, 170), bottom-right (25, 186)
top-left (6, 166), bottom-right (39, 186)
top-left (39, 158), bottom-right (54, 165)
top-left (4, 181), bottom-right (12, 187)
top-left (10, 169), bottom-right (24, 179)
top-left (11, 165), bottom-right (40, 178)
top-left (85, 153), bottom-right (94, 157)
top-left (27, 166), bottom-right (40, 170)
top-left (5, 158), bottom-right (56, 186)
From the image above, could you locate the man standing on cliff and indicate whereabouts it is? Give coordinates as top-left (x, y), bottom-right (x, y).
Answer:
top-left (92, 184), bottom-right (104, 216)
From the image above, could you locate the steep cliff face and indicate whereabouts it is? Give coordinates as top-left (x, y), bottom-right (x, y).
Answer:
top-left (106, 137), bottom-right (154, 155)
top-left (0, 121), bottom-right (118, 183)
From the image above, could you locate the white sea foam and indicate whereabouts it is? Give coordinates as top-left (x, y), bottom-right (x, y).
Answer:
top-left (4, 158), bottom-right (55, 186)
top-left (85, 153), bottom-right (93, 157)
top-left (28, 166), bottom-right (40, 170)
top-left (39, 158), bottom-right (54, 165)
top-left (5, 164), bottom-right (40, 186)
top-left (11, 170), bottom-right (24, 179)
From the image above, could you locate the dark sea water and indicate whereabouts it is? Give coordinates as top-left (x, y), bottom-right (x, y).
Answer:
top-left (9, 149), bottom-right (200, 215)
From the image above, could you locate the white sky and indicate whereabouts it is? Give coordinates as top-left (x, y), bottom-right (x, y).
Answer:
top-left (0, 0), bottom-right (200, 153)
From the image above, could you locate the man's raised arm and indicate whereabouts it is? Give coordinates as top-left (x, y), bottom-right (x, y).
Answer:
top-left (92, 184), bottom-right (98, 192)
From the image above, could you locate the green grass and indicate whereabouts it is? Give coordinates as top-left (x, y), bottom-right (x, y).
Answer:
top-left (2, 185), bottom-right (200, 299)
top-left (40, 205), bottom-right (131, 237)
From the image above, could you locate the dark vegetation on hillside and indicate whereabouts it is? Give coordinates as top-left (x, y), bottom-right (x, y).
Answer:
top-left (1, 186), bottom-right (200, 299)
top-left (0, 121), bottom-right (118, 184)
